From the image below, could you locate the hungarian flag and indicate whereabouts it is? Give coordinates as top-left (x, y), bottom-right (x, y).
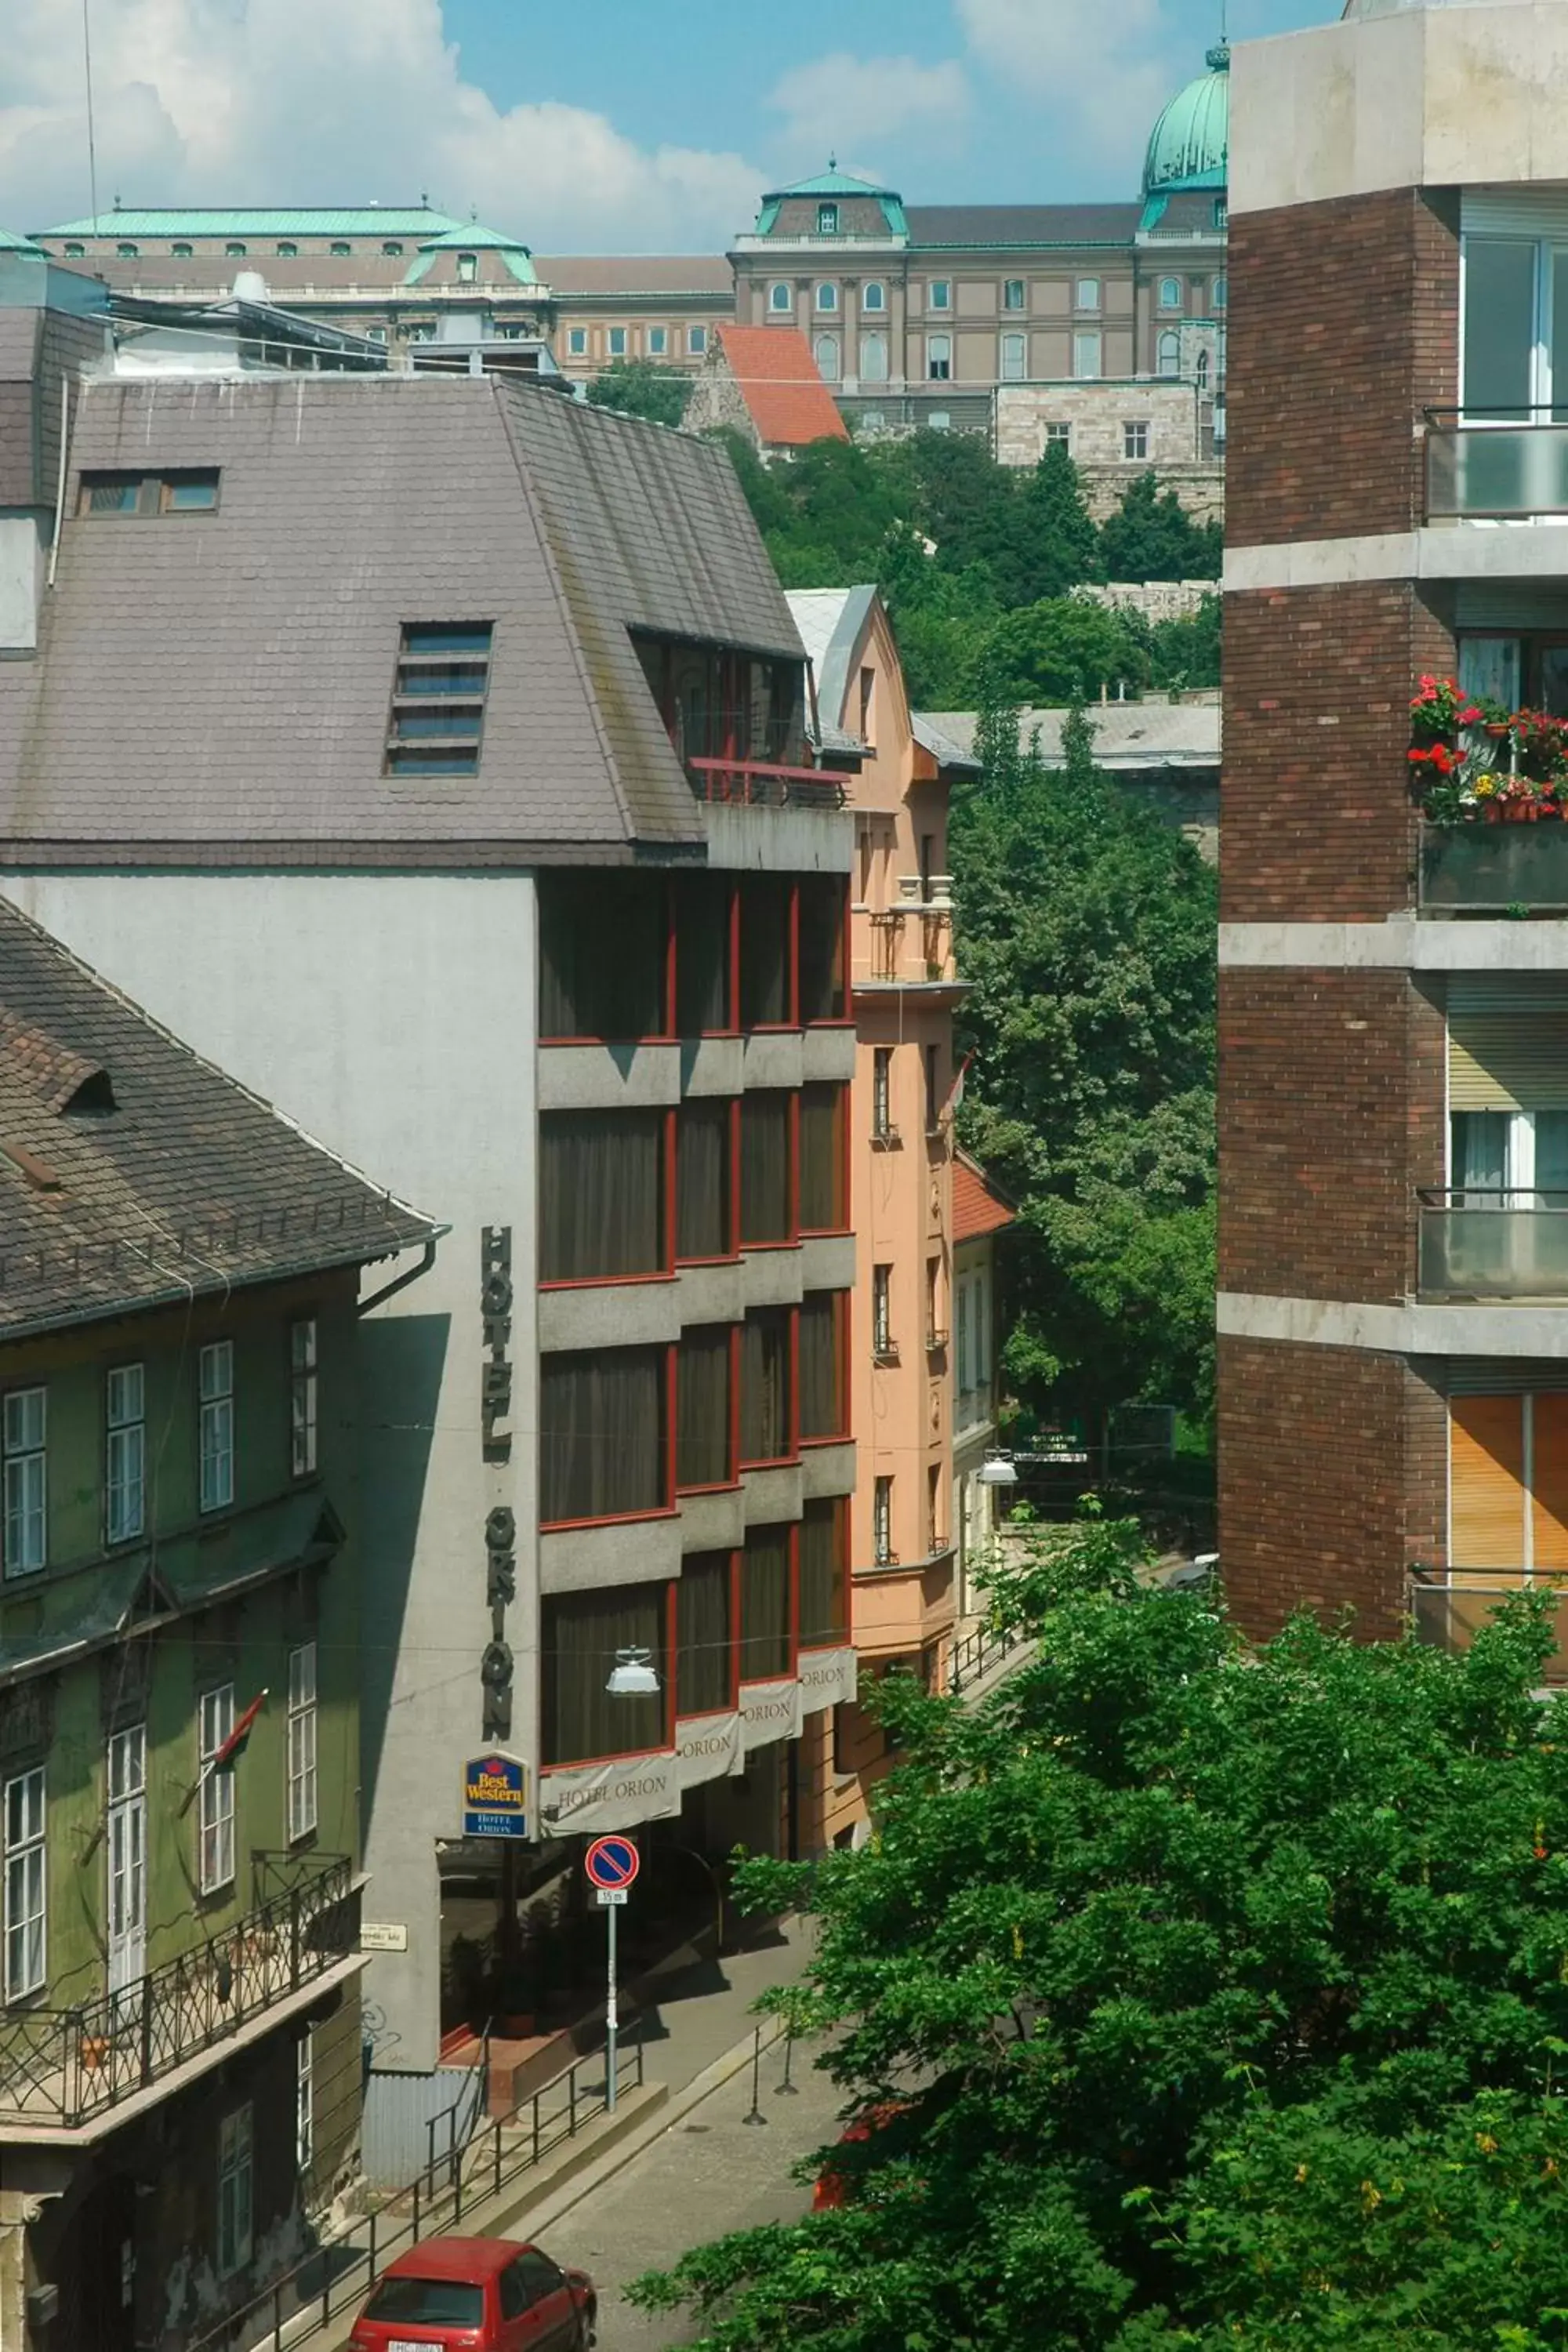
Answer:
top-left (211, 1690), bottom-right (267, 1773)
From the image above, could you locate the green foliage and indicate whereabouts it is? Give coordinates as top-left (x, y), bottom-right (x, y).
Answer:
top-left (630, 1570), bottom-right (1568, 2351)
top-left (585, 357), bottom-right (692, 429)
top-left (987, 597), bottom-right (1149, 705)
top-left (1148, 594), bottom-right (1221, 695)
top-left (1099, 473), bottom-right (1223, 584)
top-left (952, 699), bottom-right (1217, 1421)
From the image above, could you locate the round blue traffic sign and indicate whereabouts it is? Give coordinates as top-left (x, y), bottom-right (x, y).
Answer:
top-left (584, 1834), bottom-right (640, 1890)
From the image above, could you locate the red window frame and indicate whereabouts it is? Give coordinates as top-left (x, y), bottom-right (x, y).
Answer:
top-left (536, 1107), bottom-right (677, 1292)
top-left (799, 1290), bottom-right (851, 1448)
top-left (799, 1082), bottom-right (851, 1237)
top-left (673, 1323), bottom-right (742, 1496)
top-left (739, 1304), bottom-right (799, 1472)
top-left (739, 1091), bottom-right (799, 1252)
top-left (536, 1341), bottom-right (679, 1533)
top-left (536, 872), bottom-right (677, 1047)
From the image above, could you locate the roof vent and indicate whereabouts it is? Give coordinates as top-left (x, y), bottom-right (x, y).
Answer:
top-left (0, 1141), bottom-right (61, 1191)
top-left (61, 1067), bottom-right (115, 1115)
top-left (0, 1010), bottom-right (109, 1114)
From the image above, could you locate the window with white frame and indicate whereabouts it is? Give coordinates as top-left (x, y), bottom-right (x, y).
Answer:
top-left (608, 326), bottom-right (627, 357)
top-left (199, 1342), bottom-right (234, 1514)
top-left (1073, 329), bottom-right (1102, 380)
top-left (198, 1683), bottom-right (235, 1893)
top-left (927, 280), bottom-right (951, 312)
top-left (290, 1319), bottom-right (318, 1479)
top-left (859, 331), bottom-right (888, 383)
top-left (567, 327), bottom-right (586, 356)
top-left (688, 325), bottom-right (707, 354)
top-left (296, 2033), bottom-right (314, 2173)
top-left (1075, 278), bottom-right (1102, 310)
top-left (2, 1389), bottom-right (45, 1577)
top-left (862, 280), bottom-right (885, 313)
top-left (1158, 276), bottom-right (1182, 310)
top-left (814, 332), bottom-right (841, 381)
top-left (1123, 419), bottom-right (1150, 460)
top-left (648, 325), bottom-right (667, 354)
top-left (105, 1364), bottom-right (145, 1545)
top-left (217, 2104), bottom-right (254, 2275)
top-left (1157, 328), bottom-right (1181, 377)
top-left (927, 335), bottom-right (952, 381)
top-left (818, 202), bottom-right (839, 236)
top-left (1043, 421), bottom-right (1072, 451)
top-left (287, 1642), bottom-right (318, 1842)
top-left (1211, 276), bottom-right (1227, 310)
top-left (3, 1767), bottom-right (45, 2000)
top-left (769, 281), bottom-right (793, 314)
top-left (815, 281), bottom-right (838, 312)
top-left (1000, 331), bottom-right (1026, 382)
top-left (1461, 231), bottom-right (1568, 419)
top-left (1003, 278), bottom-right (1025, 310)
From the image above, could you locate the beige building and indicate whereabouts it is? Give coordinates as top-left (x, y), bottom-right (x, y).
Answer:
top-left (994, 378), bottom-right (1223, 517)
top-left (953, 1152), bottom-right (1017, 1617)
top-left (534, 254), bottom-right (735, 382)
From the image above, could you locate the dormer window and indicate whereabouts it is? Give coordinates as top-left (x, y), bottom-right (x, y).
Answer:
top-left (117, 243), bottom-right (138, 260)
top-left (64, 242), bottom-right (84, 259)
top-left (276, 241), bottom-right (298, 257)
top-left (225, 242), bottom-right (246, 257)
top-left (818, 202), bottom-right (839, 235)
top-left (382, 241), bottom-right (404, 256)
top-left (456, 252), bottom-right (478, 283)
top-left (78, 470), bottom-right (220, 516)
top-left (330, 241), bottom-right (351, 257)
top-left (386, 622), bottom-right (494, 777)
top-left (172, 242), bottom-right (194, 259)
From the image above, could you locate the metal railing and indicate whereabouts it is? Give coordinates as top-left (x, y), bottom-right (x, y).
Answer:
top-left (946, 1619), bottom-right (1025, 1698)
top-left (1410, 1571), bottom-right (1568, 1675)
top-left (0, 1853), bottom-right (354, 2130)
top-left (687, 755), bottom-right (848, 810)
top-left (189, 2024), bottom-right (646, 2352)
top-left (1426, 412), bottom-right (1568, 520)
top-left (1418, 1188), bottom-right (1568, 1297)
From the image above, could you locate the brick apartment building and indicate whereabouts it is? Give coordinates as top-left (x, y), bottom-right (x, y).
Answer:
top-left (1219, 0), bottom-right (1568, 1667)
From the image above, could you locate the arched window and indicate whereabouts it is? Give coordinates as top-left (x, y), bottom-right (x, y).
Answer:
top-left (859, 331), bottom-right (888, 383)
top-left (1157, 329), bottom-right (1181, 377)
top-left (330, 241), bottom-right (351, 257)
top-left (172, 242), bottom-right (193, 259)
top-left (815, 281), bottom-right (838, 312)
top-left (815, 332), bottom-right (841, 381)
top-left (276, 241), bottom-right (297, 256)
top-left (117, 243), bottom-right (138, 259)
top-left (1158, 276), bottom-right (1181, 310)
top-left (1212, 275), bottom-right (1228, 310)
top-left (769, 281), bottom-right (793, 314)
top-left (383, 241), bottom-right (404, 256)
top-left (862, 281), bottom-right (885, 313)
top-left (1196, 349), bottom-right (1210, 390)
top-left (64, 242), bottom-right (85, 258)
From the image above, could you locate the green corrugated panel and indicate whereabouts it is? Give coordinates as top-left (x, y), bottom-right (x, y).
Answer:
top-left (0, 227), bottom-right (43, 252)
top-left (36, 207), bottom-right (466, 238)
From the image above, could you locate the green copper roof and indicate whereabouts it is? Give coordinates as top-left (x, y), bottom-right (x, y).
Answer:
top-left (403, 223), bottom-right (538, 286)
top-left (754, 164), bottom-right (908, 240)
top-left (0, 228), bottom-right (43, 252)
top-left (36, 207), bottom-right (466, 239)
top-left (1142, 45), bottom-right (1229, 196)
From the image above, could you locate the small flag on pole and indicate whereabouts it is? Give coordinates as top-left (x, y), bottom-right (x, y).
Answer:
top-left (945, 1050), bottom-right (974, 1121)
top-left (212, 1690), bottom-right (267, 1773)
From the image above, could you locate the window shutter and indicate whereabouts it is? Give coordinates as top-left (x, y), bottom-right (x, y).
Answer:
top-left (1534, 1392), bottom-right (1568, 1570)
top-left (1462, 190), bottom-right (1568, 238)
top-left (1447, 977), bottom-right (1568, 1109)
top-left (1449, 1393), bottom-right (1526, 1567)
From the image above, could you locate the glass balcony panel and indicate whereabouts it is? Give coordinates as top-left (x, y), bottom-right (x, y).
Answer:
top-left (1421, 824), bottom-right (1568, 911)
top-left (1410, 1574), bottom-right (1568, 1678)
top-left (1419, 1195), bottom-right (1568, 1296)
top-left (1428, 424), bottom-right (1568, 519)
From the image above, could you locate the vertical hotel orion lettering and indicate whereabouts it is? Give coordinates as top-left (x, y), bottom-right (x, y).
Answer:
top-left (480, 1226), bottom-right (515, 1739)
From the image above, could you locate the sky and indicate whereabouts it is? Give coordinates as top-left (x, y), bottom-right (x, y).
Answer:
top-left (1, 0), bottom-right (1332, 252)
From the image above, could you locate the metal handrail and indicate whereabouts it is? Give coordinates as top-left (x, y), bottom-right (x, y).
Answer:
top-left (187, 2020), bottom-right (647, 2352)
top-left (686, 755), bottom-right (848, 810)
top-left (1418, 1188), bottom-right (1568, 1209)
top-left (946, 1620), bottom-right (1022, 1696)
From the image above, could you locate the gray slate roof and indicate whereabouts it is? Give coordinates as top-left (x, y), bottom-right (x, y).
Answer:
top-left (906, 204), bottom-right (1142, 248)
top-left (0, 897), bottom-right (435, 1338)
top-left (533, 256), bottom-right (735, 296)
top-left (0, 372), bottom-right (801, 864)
top-left (916, 701), bottom-right (1220, 771)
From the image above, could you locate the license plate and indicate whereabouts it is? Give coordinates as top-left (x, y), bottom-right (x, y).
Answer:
top-left (390, 2340), bottom-right (434, 2350)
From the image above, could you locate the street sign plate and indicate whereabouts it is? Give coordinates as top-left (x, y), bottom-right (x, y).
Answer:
top-left (461, 1752), bottom-right (529, 1841)
top-left (596, 1887), bottom-right (628, 1907)
top-left (584, 1832), bottom-right (640, 1889)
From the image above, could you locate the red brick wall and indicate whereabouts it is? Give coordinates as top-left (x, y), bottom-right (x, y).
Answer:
top-left (1218, 1338), bottom-right (1447, 1642)
top-left (1219, 968), bottom-right (1445, 1301)
top-left (1222, 581), bottom-right (1455, 924)
top-left (1227, 187), bottom-right (1459, 549)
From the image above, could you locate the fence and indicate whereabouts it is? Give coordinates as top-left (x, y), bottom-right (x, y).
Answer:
top-left (187, 2024), bottom-right (645, 2352)
top-left (945, 1618), bottom-right (1025, 1698)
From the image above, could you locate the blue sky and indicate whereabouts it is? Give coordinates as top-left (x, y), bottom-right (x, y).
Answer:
top-left (2, 0), bottom-right (1336, 250)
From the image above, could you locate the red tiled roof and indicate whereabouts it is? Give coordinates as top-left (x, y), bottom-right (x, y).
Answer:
top-left (716, 325), bottom-right (848, 448)
top-left (953, 1152), bottom-right (1016, 1242)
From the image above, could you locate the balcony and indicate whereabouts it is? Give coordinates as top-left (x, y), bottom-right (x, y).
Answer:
top-left (1410, 1570), bottom-right (1568, 1678)
top-left (0, 1852), bottom-right (354, 2132)
top-left (1420, 821), bottom-right (1568, 912)
top-left (687, 756), bottom-right (847, 810)
top-left (1418, 1189), bottom-right (1568, 1298)
top-left (1426, 416), bottom-right (1568, 521)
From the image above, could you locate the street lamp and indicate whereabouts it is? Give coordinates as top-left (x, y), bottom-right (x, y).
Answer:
top-left (975, 1454), bottom-right (1018, 1486)
top-left (598, 1645), bottom-right (662, 2113)
top-left (605, 1647), bottom-right (660, 1697)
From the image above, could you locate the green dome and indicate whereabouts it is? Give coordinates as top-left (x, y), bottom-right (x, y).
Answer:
top-left (1142, 44), bottom-right (1229, 196)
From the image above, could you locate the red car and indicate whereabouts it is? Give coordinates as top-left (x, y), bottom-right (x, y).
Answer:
top-left (348, 2238), bottom-right (596, 2352)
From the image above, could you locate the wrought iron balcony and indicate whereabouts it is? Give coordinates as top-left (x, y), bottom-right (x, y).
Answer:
top-left (1410, 1570), bottom-right (1568, 1677)
top-left (1426, 412), bottom-right (1568, 521)
top-left (687, 756), bottom-right (847, 810)
top-left (1417, 1188), bottom-right (1568, 1298)
top-left (0, 1851), bottom-right (354, 2130)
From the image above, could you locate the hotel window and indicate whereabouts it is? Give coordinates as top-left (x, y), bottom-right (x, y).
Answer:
top-left (675, 872), bottom-right (732, 1034)
top-left (198, 1684), bottom-right (236, 1893)
top-left (800, 1293), bottom-right (848, 1441)
top-left (859, 331), bottom-right (888, 383)
top-left (217, 2107), bottom-right (255, 2277)
top-left (286, 1642), bottom-right (318, 1843)
top-left (1211, 275), bottom-right (1227, 310)
top-left (456, 252), bottom-right (478, 282)
top-left (3, 1767), bottom-right (45, 2000)
top-left (1157, 329), bottom-right (1181, 377)
top-left (289, 1319), bottom-right (318, 1478)
top-left (818, 203), bottom-right (840, 235)
top-left (539, 871), bottom-right (667, 1039)
top-left (741, 1526), bottom-right (792, 1680)
top-left (873, 1475), bottom-right (895, 1566)
top-left (1073, 330), bottom-right (1102, 380)
top-left (873, 1047), bottom-right (895, 1142)
top-left (1000, 331), bottom-right (1026, 381)
top-left (198, 1341), bottom-right (234, 1514)
top-left (815, 332), bottom-right (841, 381)
top-left (799, 1497), bottom-right (848, 1647)
top-left (608, 326), bottom-right (627, 356)
top-left (740, 1093), bottom-right (793, 1245)
top-left (740, 876), bottom-right (792, 1028)
top-left (799, 877), bottom-right (845, 1022)
top-left (677, 1327), bottom-right (734, 1490)
top-left (1003, 278), bottom-right (1025, 310)
top-left (568, 327), bottom-right (586, 355)
top-left (105, 1364), bottom-right (145, 1544)
top-left (542, 1584), bottom-right (666, 1764)
top-left (677, 1098), bottom-right (734, 1261)
top-left (677, 1554), bottom-right (732, 1717)
top-left (1123, 419), bottom-right (1149, 460)
top-left (2, 1389), bottom-right (45, 1578)
top-left (741, 1308), bottom-right (793, 1465)
top-left (928, 280), bottom-right (951, 311)
top-left (862, 281), bottom-right (886, 312)
top-left (927, 335), bottom-right (952, 381)
top-left (800, 1083), bottom-right (848, 1232)
top-left (815, 282), bottom-right (839, 312)
top-left (540, 1347), bottom-right (667, 1525)
top-left (873, 1265), bottom-right (895, 1360)
top-left (648, 325), bottom-right (667, 354)
top-left (1075, 278), bottom-right (1101, 310)
top-left (385, 619), bottom-right (492, 778)
top-left (539, 1110), bottom-right (666, 1283)
top-left (770, 281), bottom-right (793, 314)
top-left (688, 325), bottom-right (708, 354)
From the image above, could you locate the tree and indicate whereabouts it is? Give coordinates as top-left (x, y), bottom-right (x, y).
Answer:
top-left (1149, 593), bottom-right (1221, 694)
top-left (985, 596), bottom-right (1150, 706)
top-left (586, 358), bottom-right (692, 429)
top-left (630, 1533), bottom-right (1568, 2352)
top-left (1100, 471), bottom-right (1222, 583)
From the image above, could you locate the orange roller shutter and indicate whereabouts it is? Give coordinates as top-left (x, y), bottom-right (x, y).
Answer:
top-left (1534, 1393), bottom-right (1568, 1570)
top-left (1450, 1393), bottom-right (1526, 1569)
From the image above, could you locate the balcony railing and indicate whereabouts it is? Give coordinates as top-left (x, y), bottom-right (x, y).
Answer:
top-left (1410, 1571), bottom-right (1568, 1677)
top-left (687, 756), bottom-right (847, 810)
top-left (1426, 413), bottom-right (1568, 521)
top-left (1417, 1189), bottom-right (1568, 1298)
top-left (1420, 820), bottom-right (1568, 912)
top-left (0, 1852), bottom-right (354, 2129)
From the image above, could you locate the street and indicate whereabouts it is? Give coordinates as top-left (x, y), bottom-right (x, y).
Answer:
top-left (542, 2032), bottom-right (847, 2351)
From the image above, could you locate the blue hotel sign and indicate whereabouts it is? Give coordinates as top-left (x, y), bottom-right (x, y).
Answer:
top-left (462, 1752), bottom-right (529, 1840)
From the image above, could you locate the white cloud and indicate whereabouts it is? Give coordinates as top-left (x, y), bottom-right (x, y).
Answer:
top-left (765, 51), bottom-right (970, 174)
top-left (954, 0), bottom-right (1175, 179)
top-left (0, 0), bottom-right (764, 249)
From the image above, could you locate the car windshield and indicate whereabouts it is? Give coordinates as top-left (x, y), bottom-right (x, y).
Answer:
top-left (365, 2275), bottom-right (485, 2325)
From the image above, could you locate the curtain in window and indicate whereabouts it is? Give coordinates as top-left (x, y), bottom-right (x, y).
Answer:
top-left (539, 873), bottom-right (666, 1040)
top-left (799, 880), bottom-right (845, 1022)
top-left (799, 1293), bottom-right (844, 1440)
top-left (740, 878), bottom-right (791, 1027)
top-left (677, 1099), bottom-right (732, 1260)
top-left (677, 1327), bottom-right (732, 1488)
top-left (740, 1094), bottom-right (791, 1244)
top-left (799, 1498), bottom-right (847, 1647)
top-left (541, 1348), bottom-right (666, 1523)
top-left (799, 1084), bottom-right (845, 1231)
top-left (677, 1552), bottom-right (732, 1716)
top-left (741, 1310), bottom-right (792, 1465)
top-left (542, 1584), bottom-right (666, 1764)
top-left (674, 874), bottom-right (731, 1035)
top-left (539, 1111), bottom-right (663, 1282)
top-left (741, 1525), bottom-right (792, 1681)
